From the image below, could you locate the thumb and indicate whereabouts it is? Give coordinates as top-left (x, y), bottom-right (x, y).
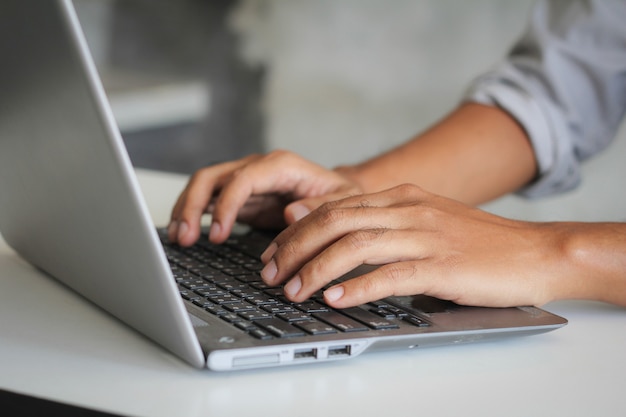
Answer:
top-left (284, 200), bottom-right (314, 224)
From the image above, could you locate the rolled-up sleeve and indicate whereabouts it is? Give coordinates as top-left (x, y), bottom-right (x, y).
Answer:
top-left (465, 0), bottom-right (626, 198)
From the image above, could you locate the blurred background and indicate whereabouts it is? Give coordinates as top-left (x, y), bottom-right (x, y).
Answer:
top-left (74, 0), bottom-right (626, 223)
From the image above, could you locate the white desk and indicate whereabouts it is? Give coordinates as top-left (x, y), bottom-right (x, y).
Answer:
top-left (1, 169), bottom-right (625, 417)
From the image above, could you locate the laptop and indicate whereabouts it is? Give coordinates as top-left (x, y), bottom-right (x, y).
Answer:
top-left (0, 0), bottom-right (567, 371)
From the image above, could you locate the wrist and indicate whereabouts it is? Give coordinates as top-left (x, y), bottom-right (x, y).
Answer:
top-left (552, 222), bottom-right (626, 305)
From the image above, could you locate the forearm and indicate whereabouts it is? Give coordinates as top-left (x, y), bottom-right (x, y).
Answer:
top-left (335, 102), bottom-right (537, 206)
top-left (550, 222), bottom-right (626, 306)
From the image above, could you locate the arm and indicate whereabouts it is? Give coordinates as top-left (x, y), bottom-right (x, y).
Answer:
top-left (338, 0), bottom-right (626, 204)
top-left (334, 102), bottom-right (537, 206)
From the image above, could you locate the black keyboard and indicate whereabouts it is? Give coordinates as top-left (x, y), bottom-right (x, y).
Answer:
top-left (158, 229), bottom-right (429, 340)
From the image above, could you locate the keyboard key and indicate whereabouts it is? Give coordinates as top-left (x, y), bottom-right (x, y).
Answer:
top-left (247, 294), bottom-right (280, 306)
top-left (192, 297), bottom-right (213, 307)
top-left (296, 319), bottom-right (338, 335)
top-left (239, 309), bottom-right (273, 321)
top-left (276, 311), bottom-right (313, 322)
top-left (195, 287), bottom-right (226, 297)
top-left (220, 313), bottom-right (243, 323)
top-left (218, 282), bottom-right (249, 292)
top-left (382, 306), bottom-right (409, 318)
top-left (313, 311), bottom-right (369, 332)
top-left (340, 307), bottom-right (399, 330)
top-left (256, 318), bottom-right (305, 338)
top-left (234, 320), bottom-right (256, 331)
top-left (249, 328), bottom-right (273, 340)
top-left (293, 300), bottom-right (329, 313)
top-left (370, 308), bottom-right (397, 320)
top-left (208, 294), bottom-right (240, 305)
top-left (179, 287), bottom-right (202, 301)
top-left (189, 266), bottom-right (221, 279)
top-left (261, 303), bottom-right (295, 314)
top-left (235, 274), bottom-right (264, 283)
top-left (224, 302), bottom-right (257, 313)
top-left (403, 315), bottom-right (430, 327)
top-left (204, 304), bottom-right (228, 316)
top-left (180, 279), bottom-right (213, 290)
top-left (263, 288), bottom-right (285, 298)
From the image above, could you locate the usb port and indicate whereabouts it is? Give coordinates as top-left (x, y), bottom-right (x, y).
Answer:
top-left (328, 345), bottom-right (351, 357)
top-left (294, 348), bottom-right (317, 360)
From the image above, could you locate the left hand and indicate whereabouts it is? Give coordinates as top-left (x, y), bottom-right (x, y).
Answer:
top-left (168, 150), bottom-right (362, 246)
top-left (260, 184), bottom-right (567, 308)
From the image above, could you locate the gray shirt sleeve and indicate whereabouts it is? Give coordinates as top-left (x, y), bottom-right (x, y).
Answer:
top-left (464, 0), bottom-right (626, 198)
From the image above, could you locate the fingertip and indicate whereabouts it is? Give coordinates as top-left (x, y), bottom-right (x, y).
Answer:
top-left (167, 220), bottom-right (178, 242)
top-left (209, 221), bottom-right (225, 243)
top-left (260, 258), bottom-right (278, 284)
top-left (284, 202), bottom-right (311, 224)
top-left (283, 275), bottom-right (302, 299)
top-left (176, 220), bottom-right (191, 245)
top-left (323, 285), bottom-right (345, 304)
top-left (260, 242), bottom-right (277, 263)
top-left (173, 220), bottom-right (201, 247)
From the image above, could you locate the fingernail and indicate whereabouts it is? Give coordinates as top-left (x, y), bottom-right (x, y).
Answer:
top-left (324, 286), bottom-right (344, 303)
top-left (289, 203), bottom-right (311, 222)
top-left (261, 259), bottom-right (278, 283)
top-left (177, 221), bottom-right (189, 243)
top-left (209, 221), bottom-right (221, 241)
top-left (260, 242), bottom-right (277, 263)
top-left (167, 220), bottom-right (178, 242)
top-left (284, 275), bottom-right (302, 298)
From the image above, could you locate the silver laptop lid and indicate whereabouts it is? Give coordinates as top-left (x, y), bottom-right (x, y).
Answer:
top-left (0, 0), bottom-right (205, 368)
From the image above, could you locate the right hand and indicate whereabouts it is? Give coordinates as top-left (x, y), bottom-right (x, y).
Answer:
top-left (167, 150), bottom-right (363, 246)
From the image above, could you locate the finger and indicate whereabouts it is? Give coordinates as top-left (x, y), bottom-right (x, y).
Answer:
top-left (323, 253), bottom-right (538, 309)
top-left (208, 151), bottom-right (334, 242)
top-left (168, 172), bottom-right (213, 246)
top-left (171, 158), bottom-right (255, 245)
top-left (322, 261), bottom-right (434, 308)
top-left (266, 189), bottom-right (427, 285)
top-left (208, 162), bottom-right (290, 242)
top-left (283, 229), bottom-right (430, 302)
top-left (277, 184), bottom-right (429, 244)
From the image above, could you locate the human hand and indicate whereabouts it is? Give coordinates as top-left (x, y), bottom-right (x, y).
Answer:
top-left (168, 150), bottom-right (363, 246)
top-left (260, 184), bottom-right (568, 308)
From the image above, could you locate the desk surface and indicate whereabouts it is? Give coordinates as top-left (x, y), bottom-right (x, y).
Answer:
top-left (1, 169), bottom-right (625, 417)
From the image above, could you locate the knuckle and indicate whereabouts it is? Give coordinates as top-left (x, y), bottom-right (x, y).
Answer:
top-left (358, 274), bottom-right (383, 296)
top-left (345, 228), bottom-right (387, 250)
top-left (316, 201), bottom-right (345, 225)
top-left (393, 183), bottom-right (423, 199)
top-left (230, 165), bottom-right (249, 180)
top-left (415, 205), bottom-right (442, 224)
top-left (244, 152), bottom-right (263, 160)
top-left (278, 238), bottom-right (300, 260)
top-left (346, 273), bottom-right (390, 303)
top-left (301, 257), bottom-right (326, 281)
top-left (266, 149), bottom-right (294, 163)
top-left (188, 167), bottom-right (211, 186)
top-left (379, 262), bottom-right (418, 294)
